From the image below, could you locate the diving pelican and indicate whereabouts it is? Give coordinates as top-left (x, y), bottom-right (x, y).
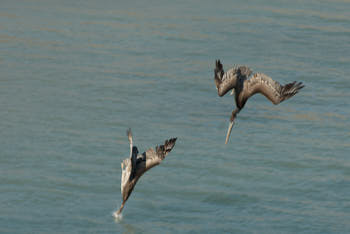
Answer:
top-left (214, 60), bottom-right (304, 144)
top-left (114, 129), bottom-right (177, 216)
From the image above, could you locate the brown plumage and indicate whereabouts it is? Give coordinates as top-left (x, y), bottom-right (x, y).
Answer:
top-left (115, 129), bottom-right (177, 216)
top-left (214, 60), bottom-right (304, 144)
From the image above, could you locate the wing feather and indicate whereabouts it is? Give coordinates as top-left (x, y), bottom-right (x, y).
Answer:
top-left (121, 157), bottom-right (131, 196)
top-left (244, 73), bottom-right (304, 105)
top-left (215, 65), bottom-right (252, 97)
top-left (135, 138), bottom-right (177, 177)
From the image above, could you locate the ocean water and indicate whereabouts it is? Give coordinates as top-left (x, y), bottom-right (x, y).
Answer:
top-left (1, 0), bottom-right (349, 233)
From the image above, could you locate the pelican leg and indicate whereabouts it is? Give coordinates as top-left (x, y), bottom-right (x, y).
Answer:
top-left (225, 108), bottom-right (240, 144)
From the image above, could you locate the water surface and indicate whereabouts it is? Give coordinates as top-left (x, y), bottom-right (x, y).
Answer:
top-left (1, 0), bottom-right (350, 233)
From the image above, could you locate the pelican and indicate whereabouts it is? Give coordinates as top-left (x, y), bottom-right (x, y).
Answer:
top-left (114, 129), bottom-right (177, 216)
top-left (214, 60), bottom-right (304, 144)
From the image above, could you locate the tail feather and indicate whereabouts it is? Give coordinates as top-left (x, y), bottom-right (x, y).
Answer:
top-left (156, 138), bottom-right (177, 159)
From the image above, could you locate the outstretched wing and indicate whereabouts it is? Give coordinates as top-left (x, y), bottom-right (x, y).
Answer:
top-left (134, 138), bottom-right (177, 178)
top-left (244, 73), bottom-right (304, 105)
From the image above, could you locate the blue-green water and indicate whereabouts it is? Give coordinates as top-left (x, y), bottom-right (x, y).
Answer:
top-left (1, 0), bottom-right (349, 233)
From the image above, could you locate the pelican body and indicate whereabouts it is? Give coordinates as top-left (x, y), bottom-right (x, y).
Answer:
top-left (214, 60), bottom-right (304, 144)
top-left (115, 129), bottom-right (177, 216)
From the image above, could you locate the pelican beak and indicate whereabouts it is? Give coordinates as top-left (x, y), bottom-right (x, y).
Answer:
top-left (225, 121), bottom-right (234, 144)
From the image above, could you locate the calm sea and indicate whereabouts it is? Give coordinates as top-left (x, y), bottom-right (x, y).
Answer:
top-left (1, 0), bottom-right (349, 233)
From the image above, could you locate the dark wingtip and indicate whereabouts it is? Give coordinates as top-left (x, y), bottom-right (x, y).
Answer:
top-left (169, 137), bottom-right (177, 142)
top-left (215, 59), bottom-right (222, 69)
top-left (281, 81), bottom-right (305, 100)
top-left (165, 137), bottom-right (177, 148)
top-left (156, 137), bottom-right (177, 158)
top-left (297, 82), bottom-right (304, 90)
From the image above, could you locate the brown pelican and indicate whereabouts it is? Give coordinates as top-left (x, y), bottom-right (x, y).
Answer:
top-left (214, 60), bottom-right (304, 144)
top-left (114, 129), bottom-right (177, 217)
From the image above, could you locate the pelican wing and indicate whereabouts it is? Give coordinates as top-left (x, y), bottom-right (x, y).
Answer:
top-left (244, 73), bottom-right (304, 105)
top-left (214, 61), bottom-right (252, 97)
top-left (134, 138), bottom-right (177, 178)
top-left (121, 157), bottom-right (131, 197)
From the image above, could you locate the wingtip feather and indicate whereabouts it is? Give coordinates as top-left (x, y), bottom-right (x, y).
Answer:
top-left (156, 137), bottom-right (177, 159)
top-left (281, 81), bottom-right (304, 100)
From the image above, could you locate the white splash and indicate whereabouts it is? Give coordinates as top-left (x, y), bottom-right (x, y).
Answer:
top-left (113, 210), bottom-right (123, 222)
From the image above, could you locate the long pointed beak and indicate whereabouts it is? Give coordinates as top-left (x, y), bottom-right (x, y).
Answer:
top-left (225, 121), bottom-right (234, 144)
top-left (116, 201), bottom-right (125, 216)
